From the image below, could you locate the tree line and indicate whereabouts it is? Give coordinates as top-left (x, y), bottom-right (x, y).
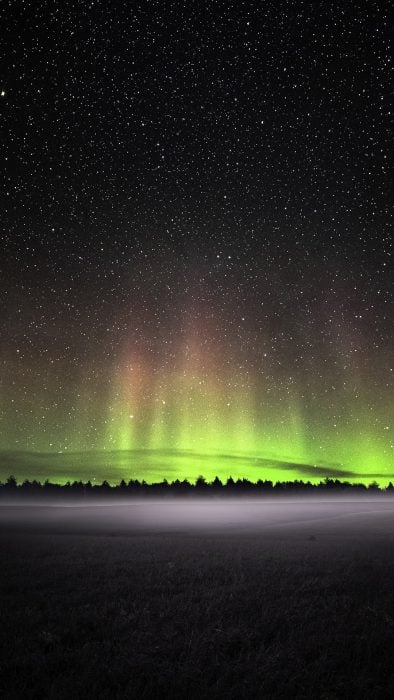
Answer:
top-left (0, 474), bottom-right (393, 498)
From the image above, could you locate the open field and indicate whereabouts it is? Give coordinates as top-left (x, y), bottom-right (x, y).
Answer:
top-left (1, 499), bottom-right (394, 699)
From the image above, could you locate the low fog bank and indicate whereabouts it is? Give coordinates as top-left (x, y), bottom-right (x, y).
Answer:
top-left (1, 497), bottom-right (394, 536)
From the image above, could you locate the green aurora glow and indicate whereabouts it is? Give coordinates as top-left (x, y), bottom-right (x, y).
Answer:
top-left (1, 343), bottom-right (392, 485)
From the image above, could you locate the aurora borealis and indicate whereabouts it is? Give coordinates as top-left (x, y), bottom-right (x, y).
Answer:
top-left (0, 1), bottom-right (392, 484)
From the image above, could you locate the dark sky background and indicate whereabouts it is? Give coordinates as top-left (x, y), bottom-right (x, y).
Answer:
top-left (0, 0), bottom-right (392, 483)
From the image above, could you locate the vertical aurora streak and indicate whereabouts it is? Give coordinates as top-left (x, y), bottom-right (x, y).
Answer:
top-left (0, 287), bottom-right (391, 484)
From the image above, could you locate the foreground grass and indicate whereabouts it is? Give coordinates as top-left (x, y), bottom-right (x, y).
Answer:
top-left (1, 528), bottom-right (394, 699)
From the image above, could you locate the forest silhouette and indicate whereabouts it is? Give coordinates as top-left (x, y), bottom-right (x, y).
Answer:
top-left (1, 474), bottom-right (392, 498)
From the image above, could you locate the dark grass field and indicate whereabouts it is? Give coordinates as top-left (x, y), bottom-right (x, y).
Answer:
top-left (1, 499), bottom-right (394, 699)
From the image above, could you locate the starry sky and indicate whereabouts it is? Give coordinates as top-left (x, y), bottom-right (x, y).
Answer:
top-left (0, 0), bottom-right (392, 484)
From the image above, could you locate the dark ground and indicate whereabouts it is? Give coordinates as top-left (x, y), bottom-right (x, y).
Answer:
top-left (1, 499), bottom-right (394, 699)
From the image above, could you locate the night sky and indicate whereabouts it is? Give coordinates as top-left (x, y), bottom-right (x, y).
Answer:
top-left (1, 1), bottom-right (392, 484)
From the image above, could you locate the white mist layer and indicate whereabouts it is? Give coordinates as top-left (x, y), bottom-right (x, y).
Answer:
top-left (1, 498), bottom-right (393, 535)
